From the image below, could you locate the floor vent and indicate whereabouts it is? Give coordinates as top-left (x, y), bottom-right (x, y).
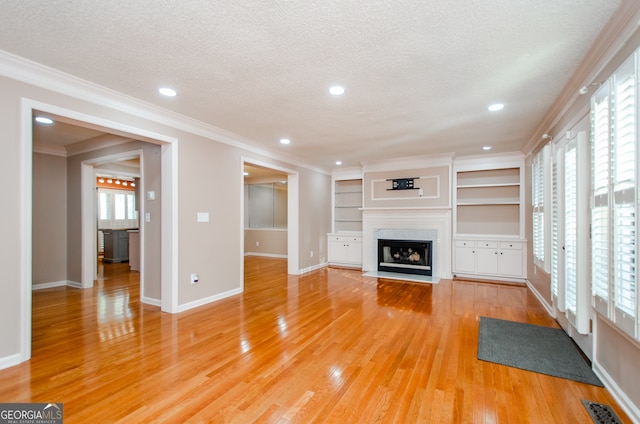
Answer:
top-left (581, 400), bottom-right (623, 424)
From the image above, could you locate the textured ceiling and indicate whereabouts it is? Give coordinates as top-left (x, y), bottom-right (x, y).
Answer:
top-left (0, 0), bottom-right (623, 170)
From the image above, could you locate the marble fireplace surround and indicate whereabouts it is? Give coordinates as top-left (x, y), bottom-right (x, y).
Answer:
top-left (362, 208), bottom-right (452, 280)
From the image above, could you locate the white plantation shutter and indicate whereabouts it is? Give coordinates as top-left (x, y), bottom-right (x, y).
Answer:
top-left (565, 141), bottom-right (578, 317)
top-left (551, 144), bottom-right (565, 311)
top-left (532, 146), bottom-right (548, 268)
top-left (592, 83), bottom-right (611, 316)
top-left (612, 55), bottom-right (637, 337)
top-left (591, 50), bottom-right (639, 341)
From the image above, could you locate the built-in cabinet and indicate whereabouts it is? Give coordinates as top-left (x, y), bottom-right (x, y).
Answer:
top-left (329, 172), bottom-right (363, 267)
top-left (454, 239), bottom-right (524, 279)
top-left (453, 155), bottom-right (526, 282)
top-left (327, 234), bottom-right (362, 267)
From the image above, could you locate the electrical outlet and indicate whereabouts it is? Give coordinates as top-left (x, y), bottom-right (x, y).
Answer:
top-left (190, 273), bottom-right (199, 284)
top-left (310, 250), bottom-right (314, 258)
top-left (256, 241), bottom-right (260, 247)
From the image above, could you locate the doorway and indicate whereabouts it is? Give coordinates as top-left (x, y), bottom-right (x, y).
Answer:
top-left (242, 158), bottom-right (299, 277)
top-left (22, 100), bottom-right (178, 363)
top-left (81, 151), bottom-right (143, 289)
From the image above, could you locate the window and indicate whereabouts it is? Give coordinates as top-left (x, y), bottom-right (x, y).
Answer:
top-left (591, 51), bottom-right (638, 340)
top-left (98, 188), bottom-right (138, 230)
top-left (245, 183), bottom-right (288, 229)
top-left (532, 145), bottom-right (549, 271)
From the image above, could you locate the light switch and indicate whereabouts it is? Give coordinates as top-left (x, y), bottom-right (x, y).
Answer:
top-left (145, 212), bottom-right (151, 222)
top-left (197, 212), bottom-right (209, 222)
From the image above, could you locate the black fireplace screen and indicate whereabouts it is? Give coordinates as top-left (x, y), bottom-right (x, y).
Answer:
top-left (378, 239), bottom-right (432, 276)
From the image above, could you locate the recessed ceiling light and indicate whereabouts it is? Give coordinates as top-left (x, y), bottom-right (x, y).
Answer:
top-left (158, 87), bottom-right (177, 97)
top-left (35, 116), bottom-right (53, 124)
top-left (335, 161), bottom-right (342, 166)
top-left (483, 146), bottom-right (492, 151)
top-left (280, 138), bottom-right (291, 145)
top-left (488, 103), bottom-right (504, 112)
top-left (329, 86), bottom-right (345, 96)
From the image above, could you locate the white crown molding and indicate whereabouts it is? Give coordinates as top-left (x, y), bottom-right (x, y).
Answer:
top-left (0, 50), bottom-right (330, 175)
top-left (66, 134), bottom-right (133, 157)
top-left (523, 2), bottom-right (640, 155)
top-left (32, 143), bottom-right (66, 157)
top-left (360, 152), bottom-right (454, 172)
top-left (453, 151), bottom-right (524, 169)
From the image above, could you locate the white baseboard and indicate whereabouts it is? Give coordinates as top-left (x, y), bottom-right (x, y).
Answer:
top-left (299, 261), bottom-right (328, 274)
top-left (142, 297), bottom-right (161, 307)
top-left (0, 353), bottom-right (22, 371)
top-left (177, 287), bottom-right (243, 313)
top-left (593, 360), bottom-right (640, 423)
top-left (525, 279), bottom-right (555, 318)
top-left (32, 280), bottom-right (81, 290)
top-left (244, 252), bottom-right (288, 259)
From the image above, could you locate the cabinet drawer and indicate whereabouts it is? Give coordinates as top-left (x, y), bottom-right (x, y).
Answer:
top-left (329, 235), bottom-right (362, 243)
top-left (499, 241), bottom-right (522, 250)
top-left (477, 241), bottom-right (498, 248)
top-left (455, 240), bottom-right (475, 247)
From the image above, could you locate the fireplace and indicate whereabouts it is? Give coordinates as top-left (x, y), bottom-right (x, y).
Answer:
top-left (378, 239), bottom-right (432, 276)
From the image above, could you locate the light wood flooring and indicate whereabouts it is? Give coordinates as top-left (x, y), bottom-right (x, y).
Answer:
top-left (0, 257), bottom-right (630, 423)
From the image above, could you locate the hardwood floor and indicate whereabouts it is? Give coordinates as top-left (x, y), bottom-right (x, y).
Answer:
top-left (0, 257), bottom-right (630, 423)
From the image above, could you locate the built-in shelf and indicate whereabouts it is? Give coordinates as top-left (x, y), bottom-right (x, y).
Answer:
top-left (334, 179), bottom-right (363, 233)
top-left (453, 159), bottom-right (526, 282)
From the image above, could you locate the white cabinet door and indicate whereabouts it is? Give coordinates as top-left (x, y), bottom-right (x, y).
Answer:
top-left (454, 240), bottom-right (476, 274)
top-left (498, 242), bottom-right (524, 277)
top-left (346, 239), bottom-right (362, 264)
top-left (476, 241), bottom-right (499, 275)
top-left (328, 238), bottom-right (347, 263)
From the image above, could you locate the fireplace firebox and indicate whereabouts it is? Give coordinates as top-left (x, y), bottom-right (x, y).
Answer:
top-left (378, 239), bottom-right (432, 276)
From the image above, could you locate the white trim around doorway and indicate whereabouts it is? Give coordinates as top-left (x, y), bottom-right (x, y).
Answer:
top-left (241, 157), bottom-right (300, 279)
top-left (20, 98), bottom-right (179, 365)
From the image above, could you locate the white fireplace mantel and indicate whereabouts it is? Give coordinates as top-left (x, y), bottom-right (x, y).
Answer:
top-left (362, 208), bottom-right (452, 279)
